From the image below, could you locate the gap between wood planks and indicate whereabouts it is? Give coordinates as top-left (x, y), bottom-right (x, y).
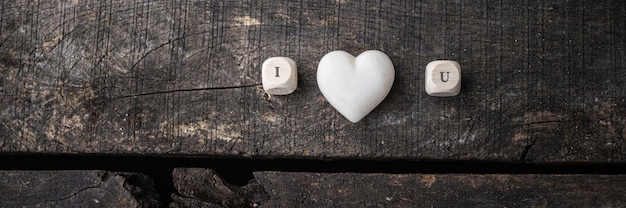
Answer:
top-left (2, 155), bottom-right (625, 205)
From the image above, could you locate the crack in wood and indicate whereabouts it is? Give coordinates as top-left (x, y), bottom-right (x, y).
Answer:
top-left (114, 84), bottom-right (261, 99)
top-left (128, 37), bottom-right (182, 73)
top-left (25, 185), bottom-right (105, 206)
top-left (515, 120), bottom-right (565, 128)
top-left (520, 139), bottom-right (536, 162)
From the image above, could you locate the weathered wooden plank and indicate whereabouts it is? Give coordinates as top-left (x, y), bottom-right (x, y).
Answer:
top-left (0, 170), bottom-right (161, 207)
top-left (254, 172), bottom-right (626, 207)
top-left (170, 168), bottom-right (626, 207)
top-left (1, 0), bottom-right (625, 162)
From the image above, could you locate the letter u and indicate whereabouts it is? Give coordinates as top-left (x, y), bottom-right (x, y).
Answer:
top-left (440, 72), bottom-right (450, 82)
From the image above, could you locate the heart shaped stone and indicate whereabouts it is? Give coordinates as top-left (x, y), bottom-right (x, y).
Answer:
top-left (317, 50), bottom-right (395, 123)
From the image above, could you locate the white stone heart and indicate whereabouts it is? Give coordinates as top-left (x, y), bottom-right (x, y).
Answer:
top-left (317, 50), bottom-right (395, 123)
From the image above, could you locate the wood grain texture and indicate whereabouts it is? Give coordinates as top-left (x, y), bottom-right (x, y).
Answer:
top-left (254, 172), bottom-right (626, 207)
top-left (1, 0), bottom-right (625, 162)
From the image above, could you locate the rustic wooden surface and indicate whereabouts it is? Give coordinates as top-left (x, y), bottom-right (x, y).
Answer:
top-left (1, 0), bottom-right (625, 162)
top-left (0, 170), bottom-right (161, 207)
top-left (254, 172), bottom-right (626, 207)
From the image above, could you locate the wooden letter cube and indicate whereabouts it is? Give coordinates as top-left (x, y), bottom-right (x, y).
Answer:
top-left (262, 57), bottom-right (297, 95)
top-left (425, 60), bottom-right (461, 97)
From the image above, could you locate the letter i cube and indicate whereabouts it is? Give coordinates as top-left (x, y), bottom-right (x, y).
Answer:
top-left (262, 57), bottom-right (297, 95)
